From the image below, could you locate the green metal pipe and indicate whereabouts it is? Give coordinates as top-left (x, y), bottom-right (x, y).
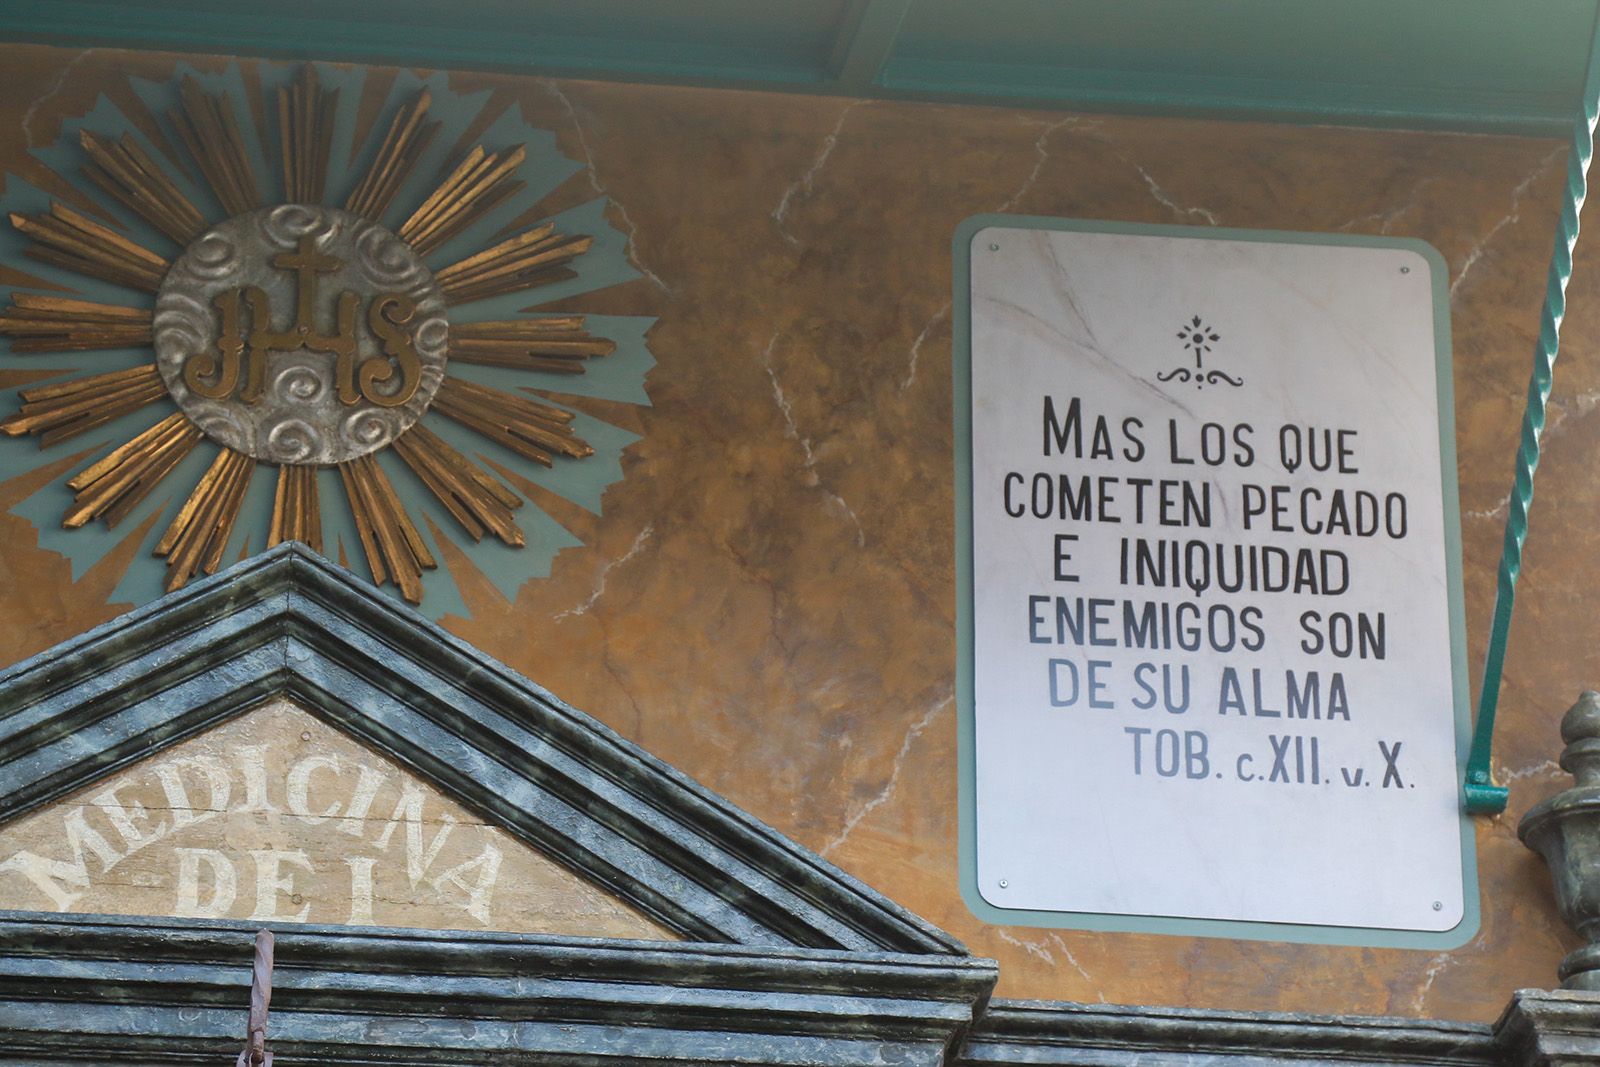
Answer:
top-left (1464, 4), bottom-right (1600, 815)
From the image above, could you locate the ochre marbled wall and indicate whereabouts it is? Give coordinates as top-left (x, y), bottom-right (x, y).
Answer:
top-left (0, 42), bottom-right (1593, 1021)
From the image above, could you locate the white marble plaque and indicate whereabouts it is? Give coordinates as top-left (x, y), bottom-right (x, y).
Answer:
top-left (963, 221), bottom-right (1470, 937)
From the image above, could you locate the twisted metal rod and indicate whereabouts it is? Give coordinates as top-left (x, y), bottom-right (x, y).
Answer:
top-left (1465, 8), bottom-right (1600, 815)
top-left (235, 929), bottom-right (274, 1067)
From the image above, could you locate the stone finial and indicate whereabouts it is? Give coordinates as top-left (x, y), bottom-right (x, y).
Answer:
top-left (1521, 693), bottom-right (1600, 988)
top-left (1562, 693), bottom-right (1600, 788)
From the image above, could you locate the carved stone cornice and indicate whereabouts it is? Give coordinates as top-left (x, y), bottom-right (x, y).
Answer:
top-left (0, 913), bottom-right (996, 1065)
top-left (1495, 990), bottom-right (1600, 1067)
top-left (961, 999), bottom-right (1495, 1067)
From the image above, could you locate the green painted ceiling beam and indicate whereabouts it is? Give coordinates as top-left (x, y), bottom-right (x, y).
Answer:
top-left (829, 0), bottom-right (915, 93)
top-left (0, 0), bottom-right (1592, 135)
top-left (879, 56), bottom-right (1576, 134)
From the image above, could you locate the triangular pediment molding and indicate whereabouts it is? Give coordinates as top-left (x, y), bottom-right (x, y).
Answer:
top-left (0, 543), bottom-right (964, 956)
top-left (0, 697), bottom-right (679, 939)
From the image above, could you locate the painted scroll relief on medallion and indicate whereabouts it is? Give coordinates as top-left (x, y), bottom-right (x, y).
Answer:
top-left (0, 699), bottom-right (676, 939)
top-left (0, 61), bottom-right (654, 615)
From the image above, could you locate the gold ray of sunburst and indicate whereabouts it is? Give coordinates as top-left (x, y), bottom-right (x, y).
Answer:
top-left (339, 453), bottom-right (435, 604)
top-left (400, 144), bottom-right (526, 256)
top-left (391, 422), bottom-right (524, 546)
top-left (268, 463), bottom-right (323, 553)
top-left (155, 445), bottom-right (256, 590)
top-left (170, 75), bottom-right (260, 216)
top-left (346, 90), bottom-right (436, 221)
top-left (1, 364), bottom-right (168, 445)
top-left (436, 225), bottom-right (591, 304)
top-left (2, 66), bottom-right (618, 605)
top-left (0, 294), bottom-right (152, 352)
top-left (448, 316), bottom-right (615, 374)
top-left (10, 203), bottom-right (168, 291)
top-left (79, 129), bottom-right (207, 246)
top-left (278, 65), bottom-right (337, 206)
top-left (64, 413), bottom-right (203, 529)
top-left (431, 377), bottom-right (595, 467)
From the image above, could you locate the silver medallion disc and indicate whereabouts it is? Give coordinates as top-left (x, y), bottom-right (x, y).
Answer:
top-left (153, 204), bottom-right (449, 466)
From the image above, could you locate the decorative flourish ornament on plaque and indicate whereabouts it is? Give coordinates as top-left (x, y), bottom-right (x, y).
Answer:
top-left (1157, 315), bottom-right (1242, 389)
top-left (0, 62), bottom-right (654, 614)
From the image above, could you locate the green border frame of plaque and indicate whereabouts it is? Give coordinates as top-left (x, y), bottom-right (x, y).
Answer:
top-left (952, 213), bottom-right (1480, 949)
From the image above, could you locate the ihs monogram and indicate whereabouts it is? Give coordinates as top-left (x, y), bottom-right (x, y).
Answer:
top-left (153, 201), bottom-right (451, 480)
top-left (190, 236), bottom-right (424, 409)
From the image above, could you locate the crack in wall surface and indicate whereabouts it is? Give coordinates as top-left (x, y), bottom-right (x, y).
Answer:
top-left (599, 637), bottom-right (647, 740)
top-left (761, 331), bottom-right (809, 467)
top-left (772, 100), bottom-right (868, 247)
top-left (543, 80), bottom-right (671, 293)
top-left (1338, 179), bottom-right (1437, 235)
top-left (718, 534), bottom-right (790, 659)
top-left (900, 302), bottom-right (950, 394)
top-left (1411, 950), bottom-right (1455, 1014)
top-left (820, 696), bottom-right (948, 857)
top-left (760, 330), bottom-right (865, 547)
top-left (822, 491), bottom-right (866, 548)
top-left (23, 48), bottom-right (96, 149)
top-left (994, 118), bottom-right (1091, 215)
top-left (898, 119), bottom-right (1093, 395)
top-left (1463, 494), bottom-right (1511, 523)
top-left (1450, 147), bottom-right (1565, 301)
top-left (994, 928), bottom-right (1103, 998)
top-left (1498, 758), bottom-right (1561, 783)
top-left (1045, 931), bottom-right (1102, 997)
top-left (1542, 387), bottom-right (1600, 444)
top-left (554, 523), bottom-right (654, 621)
top-left (1130, 161), bottom-right (1221, 225)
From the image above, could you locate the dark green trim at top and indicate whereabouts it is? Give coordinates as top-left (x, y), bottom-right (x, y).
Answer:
top-left (0, 0), bottom-right (1594, 135)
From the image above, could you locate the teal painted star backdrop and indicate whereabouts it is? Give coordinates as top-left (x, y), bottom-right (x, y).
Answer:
top-left (0, 59), bottom-right (655, 619)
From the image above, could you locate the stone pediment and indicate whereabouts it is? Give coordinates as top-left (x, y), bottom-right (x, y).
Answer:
top-left (0, 542), bottom-right (963, 955)
top-left (0, 697), bottom-right (675, 940)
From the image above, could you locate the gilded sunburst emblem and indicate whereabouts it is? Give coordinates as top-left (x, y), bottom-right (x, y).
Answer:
top-left (0, 61), bottom-right (653, 612)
